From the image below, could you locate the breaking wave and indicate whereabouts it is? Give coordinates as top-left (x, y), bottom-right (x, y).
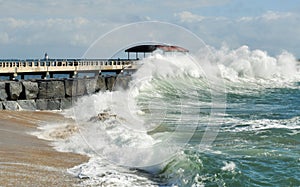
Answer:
top-left (35, 45), bottom-right (300, 186)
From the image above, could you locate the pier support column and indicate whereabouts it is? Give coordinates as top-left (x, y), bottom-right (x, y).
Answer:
top-left (12, 73), bottom-right (18, 80)
top-left (42, 72), bottom-right (50, 79)
top-left (71, 71), bottom-right (78, 78)
top-left (115, 70), bottom-right (122, 75)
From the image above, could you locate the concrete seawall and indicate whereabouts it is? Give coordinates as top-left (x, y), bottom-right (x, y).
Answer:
top-left (0, 76), bottom-right (131, 111)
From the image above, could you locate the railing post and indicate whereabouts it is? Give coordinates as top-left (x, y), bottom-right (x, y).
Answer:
top-left (13, 67), bottom-right (17, 80)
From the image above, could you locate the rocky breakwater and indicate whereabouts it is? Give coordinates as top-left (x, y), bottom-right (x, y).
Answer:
top-left (0, 76), bottom-right (131, 111)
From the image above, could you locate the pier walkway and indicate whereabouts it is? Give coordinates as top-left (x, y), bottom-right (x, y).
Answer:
top-left (0, 44), bottom-right (190, 80)
top-left (0, 59), bottom-right (137, 79)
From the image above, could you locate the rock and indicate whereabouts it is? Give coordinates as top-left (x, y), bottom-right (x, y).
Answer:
top-left (89, 111), bottom-right (117, 122)
top-left (36, 99), bottom-right (48, 110)
top-left (36, 99), bottom-right (61, 110)
top-left (65, 79), bottom-right (77, 97)
top-left (38, 80), bottom-right (65, 99)
top-left (76, 79), bottom-right (86, 96)
top-left (60, 97), bottom-right (74, 110)
top-left (7, 81), bottom-right (22, 100)
top-left (17, 100), bottom-right (37, 111)
top-left (22, 81), bottom-right (38, 99)
top-left (2, 101), bottom-right (20, 110)
top-left (115, 76), bottom-right (131, 90)
top-left (0, 75), bottom-right (125, 111)
top-left (0, 82), bottom-right (8, 101)
top-left (85, 78), bottom-right (97, 95)
top-left (95, 76), bottom-right (106, 92)
top-left (47, 99), bottom-right (61, 110)
top-left (105, 76), bottom-right (116, 91)
top-left (65, 79), bottom-right (86, 97)
top-left (48, 124), bottom-right (79, 139)
top-left (65, 78), bottom-right (97, 97)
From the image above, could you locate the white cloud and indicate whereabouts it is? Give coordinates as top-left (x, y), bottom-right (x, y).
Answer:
top-left (178, 11), bottom-right (300, 57)
top-left (175, 11), bottom-right (205, 23)
top-left (0, 17), bottom-right (27, 29)
top-left (0, 32), bottom-right (12, 44)
top-left (261, 11), bottom-right (293, 21)
top-left (0, 17), bottom-right (98, 45)
top-left (238, 11), bottom-right (294, 22)
top-left (70, 34), bottom-right (91, 46)
top-left (162, 0), bottom-right (231, 8)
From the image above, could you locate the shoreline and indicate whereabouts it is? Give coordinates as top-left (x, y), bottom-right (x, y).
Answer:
top-left (0, 110), bottom-right (89, 186)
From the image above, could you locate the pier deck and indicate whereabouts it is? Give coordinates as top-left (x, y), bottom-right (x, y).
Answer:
top-left (0, 59), bottom-right (137, 79)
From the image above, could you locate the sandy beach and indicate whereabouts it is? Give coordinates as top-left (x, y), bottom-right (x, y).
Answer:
top-left (0, 111), bottom-right (89, 187)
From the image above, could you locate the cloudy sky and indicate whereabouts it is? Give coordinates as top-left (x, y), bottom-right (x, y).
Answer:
top-left (0, 0), bottom-right (299, 59)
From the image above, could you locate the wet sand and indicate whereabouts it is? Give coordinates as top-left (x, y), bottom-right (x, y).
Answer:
top-left (0, 111), bottom-right (89, 187)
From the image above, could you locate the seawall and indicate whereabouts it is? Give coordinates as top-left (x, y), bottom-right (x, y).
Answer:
top-left (0, 76), bottom-right (131, 111)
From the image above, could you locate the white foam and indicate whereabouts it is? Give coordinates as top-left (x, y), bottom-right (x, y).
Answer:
top-left (68, 157), bottom-right (158, 187)
top-left (222, 116), bottom-right (300, 132)
top-left (221, 161), bottom-right (236, 172)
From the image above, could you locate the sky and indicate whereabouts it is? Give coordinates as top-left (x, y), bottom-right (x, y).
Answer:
top-left (0, 0), bottom-right (299, 59)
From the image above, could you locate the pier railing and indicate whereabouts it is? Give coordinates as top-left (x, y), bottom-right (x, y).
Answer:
top-left (0, 59), bottom-right (137, 79)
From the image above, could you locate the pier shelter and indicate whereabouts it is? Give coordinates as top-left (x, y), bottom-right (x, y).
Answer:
top-left (125, 44), bottom-right (189, 59)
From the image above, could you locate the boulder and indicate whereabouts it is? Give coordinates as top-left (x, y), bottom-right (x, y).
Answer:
top-left (115, 76), bottom-right (131, 90)
top-left (65, 79), bottom-right (77, 97)
top-left (2, 101), bottom-right (20, 110)
top-left (22, 81), bottom-right (39, 99)
top-left (65, 78), bottom-right (99, 97)
top-left (105, 76), bottom-right (116, 91)
top-left (17, 100), bottom-right (37, 111)
top-left (38, 80), bottom-right (65, 99)
top-left (36, 99), bottom-right (61, 110)
top-left (47, 99), bottom-right (61, 110)
top-left (95, 76), bottom-right (106, 92)
top-left (36, 99), bottom-right (48, 110)
top-left (7, 81), bottom-right (22, 100)
top-left (60, 97), bottom-right (74, 110)
top-left (76, 79), bottom-right (86, 96)
top-left (85, 78), bottom-right (97, 95)
top-left (0, 82), bottom-right (8, 101)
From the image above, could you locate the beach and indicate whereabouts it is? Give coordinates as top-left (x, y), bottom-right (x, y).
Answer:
top-left (0, 111), bottom-right (88, 187)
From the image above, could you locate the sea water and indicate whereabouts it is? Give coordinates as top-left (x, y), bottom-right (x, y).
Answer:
top-left (37, 45), bottom-right (300, 186)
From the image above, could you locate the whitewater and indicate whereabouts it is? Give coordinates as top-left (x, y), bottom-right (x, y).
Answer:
top-left (34, 45), bottom-right (300, 186)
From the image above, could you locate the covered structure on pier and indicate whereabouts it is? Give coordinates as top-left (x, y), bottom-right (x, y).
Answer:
top-left (125, 44), bottom-right (189, 59)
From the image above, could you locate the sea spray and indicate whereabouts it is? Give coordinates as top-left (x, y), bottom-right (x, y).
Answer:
top-left (214, 45), bottom-right (298, 80)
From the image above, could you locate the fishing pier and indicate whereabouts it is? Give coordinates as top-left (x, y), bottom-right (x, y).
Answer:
top-left (0, 44), bottom-right (188, 80)
top-left (0, 58), bottom-right (137, 80)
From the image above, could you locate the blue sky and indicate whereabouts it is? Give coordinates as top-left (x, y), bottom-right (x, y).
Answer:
top-left (0, 0), bottom-right (299, 59)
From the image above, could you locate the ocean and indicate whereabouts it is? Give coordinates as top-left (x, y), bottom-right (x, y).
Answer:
top-left (35, 45), bottom-right (300, 186)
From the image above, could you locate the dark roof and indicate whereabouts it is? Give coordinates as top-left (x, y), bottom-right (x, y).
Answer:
top-left (125, 45), bottom-right (189, 53)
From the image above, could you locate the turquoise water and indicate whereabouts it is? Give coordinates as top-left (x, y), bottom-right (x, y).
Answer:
top-left (153, 84), bottom-right (300, 186)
